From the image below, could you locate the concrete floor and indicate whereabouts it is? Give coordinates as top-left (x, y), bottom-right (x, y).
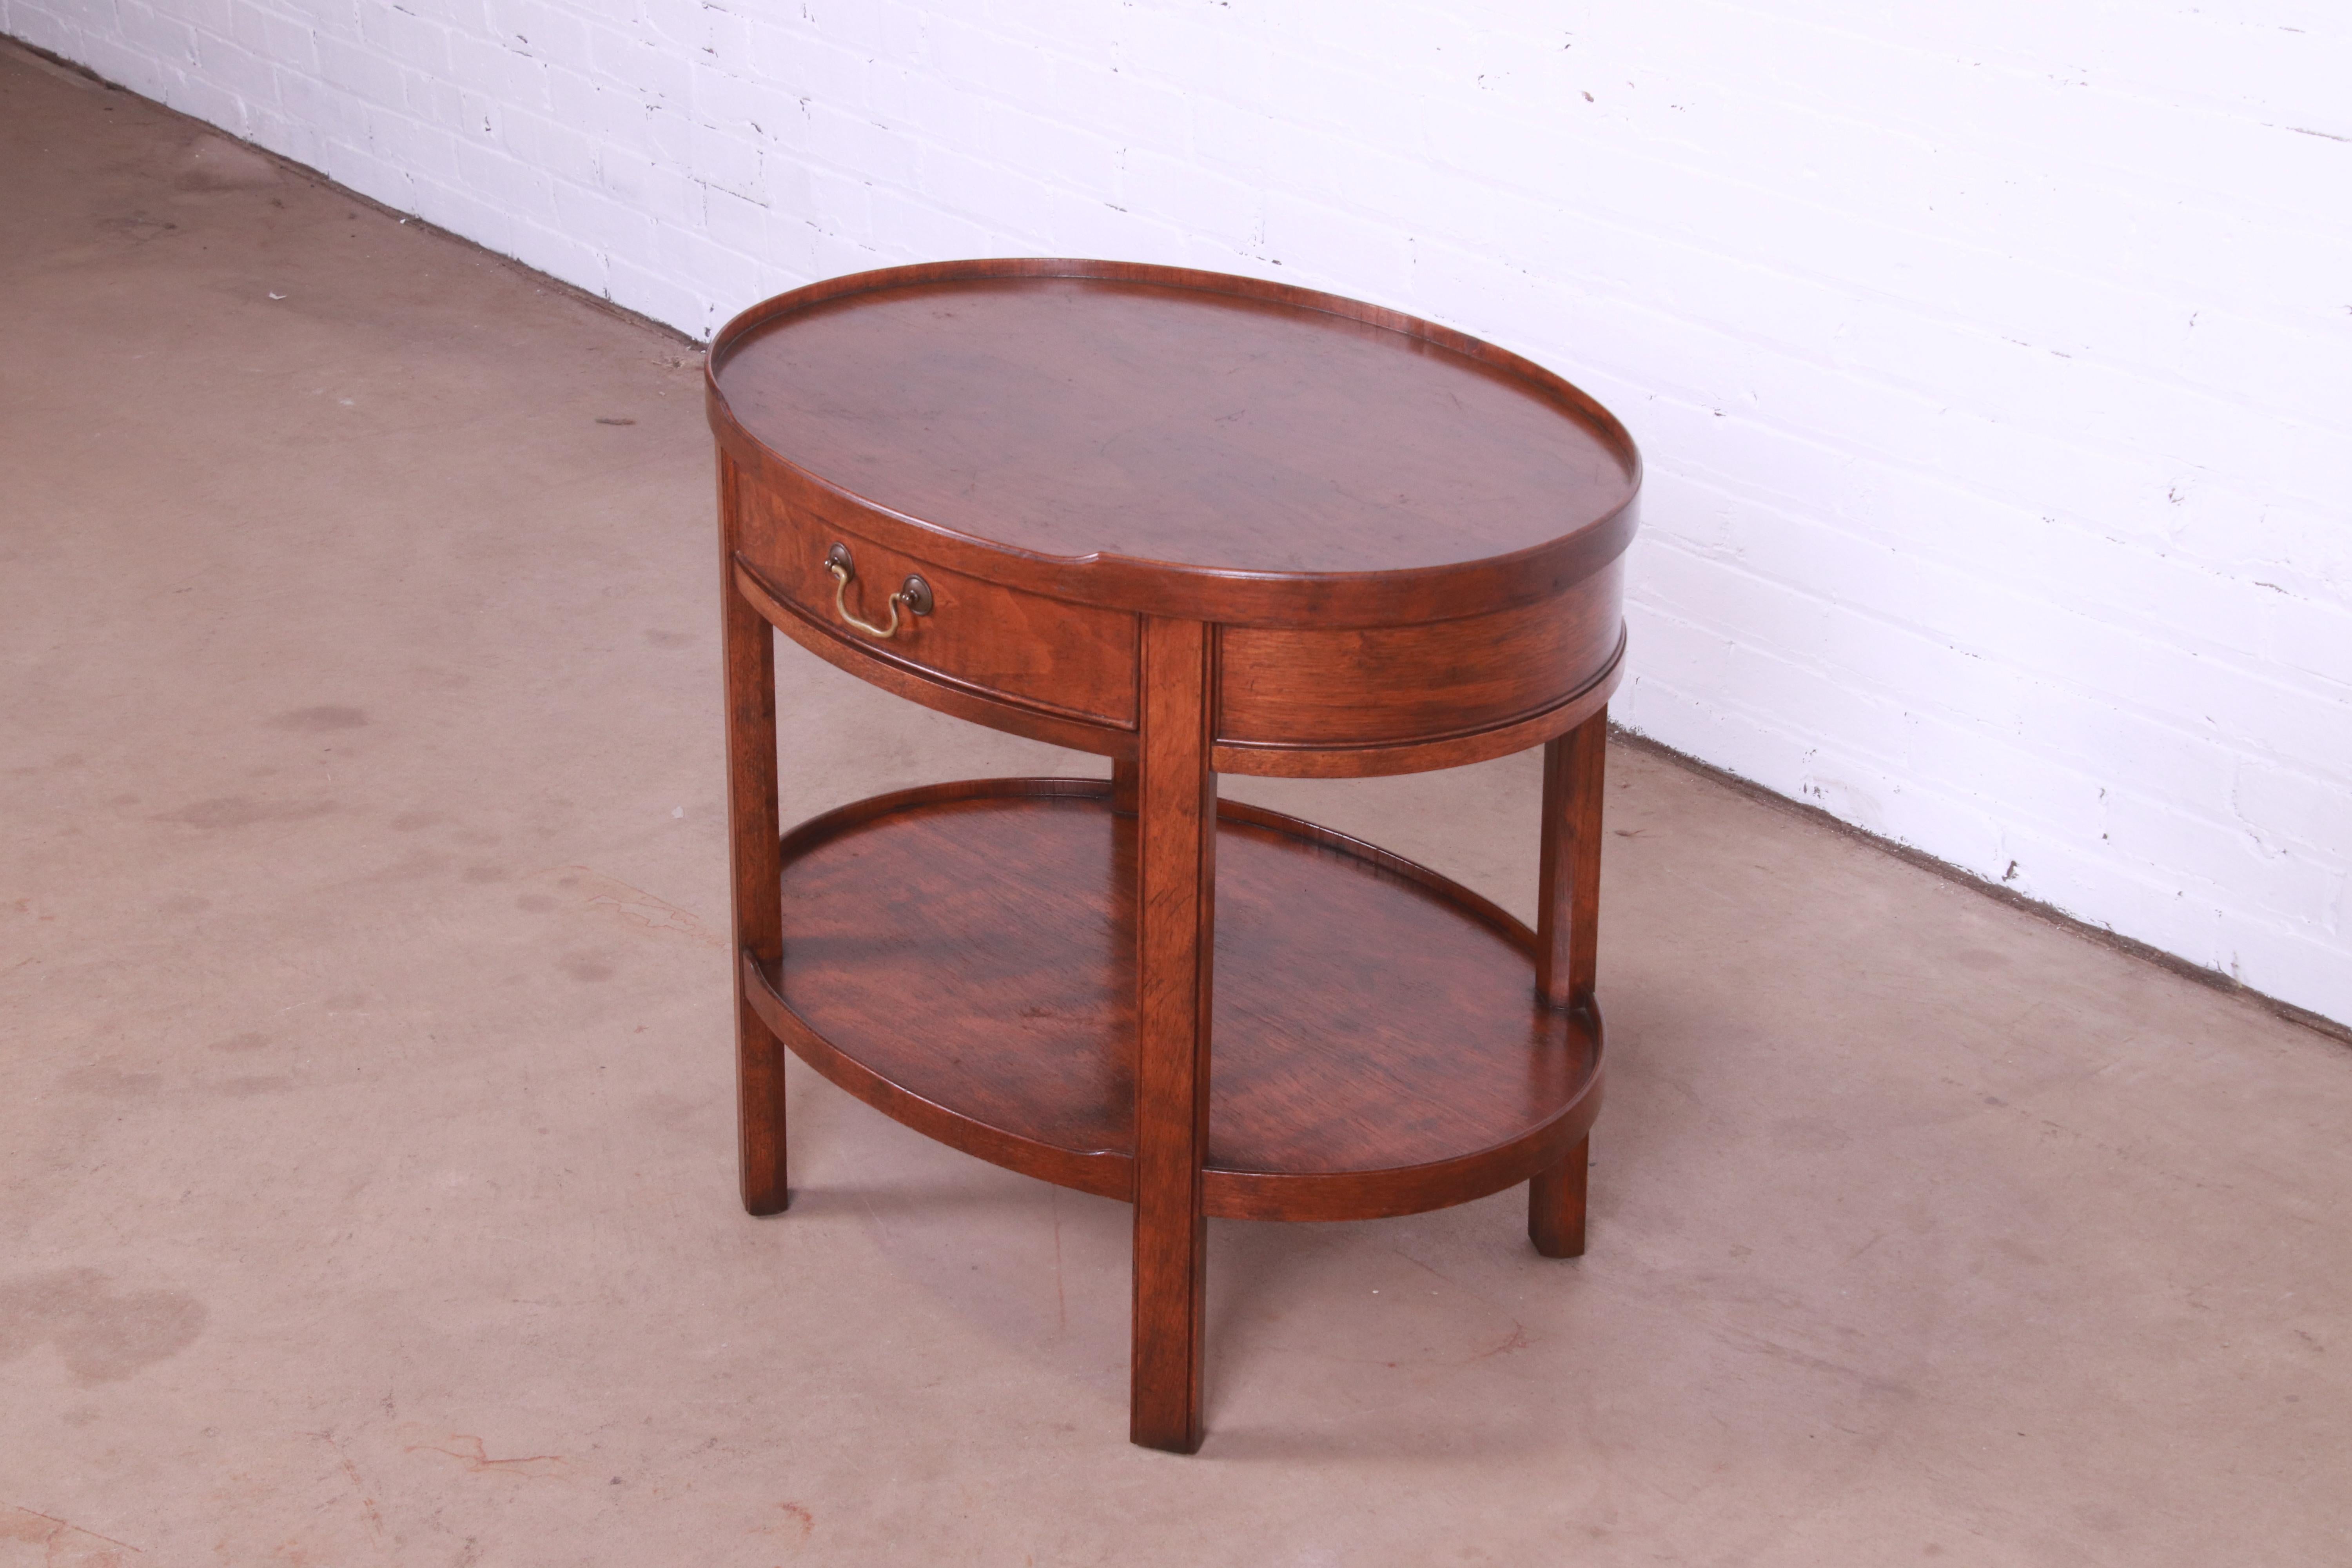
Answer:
top-left (4, 39), bottom-right (2349, 1567)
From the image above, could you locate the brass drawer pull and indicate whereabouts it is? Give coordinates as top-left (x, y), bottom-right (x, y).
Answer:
top-left (825, 543), bottom-right (932, 640)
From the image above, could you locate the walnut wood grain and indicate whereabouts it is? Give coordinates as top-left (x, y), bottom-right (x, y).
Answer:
top-left (1528, 1133), bottom-right (1592, 1260)
top-left (719, 453), bottom-right (788, 1216)
top-left (747, 780), bottom-right (1603, 1223)
top-left (1529, 710), bottom-right (1609, 1258)
top-left (1130, 618), bottom-right (1217, 1453)
top-left (708, 259), bottom-right (1639, 630)
top-left (1218, 557), bottom-right (1623, 749)
top-left (730, 559), bottom-right (1135, 760)
top-left (734, 483), bottom-right (1140, 728)
top-left (708, 258), bottom-right (1639, 1451)
top-left (1210, 628), bottom-right (1622, 779)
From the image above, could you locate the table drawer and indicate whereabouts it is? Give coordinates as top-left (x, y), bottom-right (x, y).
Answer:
top-left (735, 483), bottom-right (1139, 729)
top-left (1218, 557), bottom-right (1624, 751)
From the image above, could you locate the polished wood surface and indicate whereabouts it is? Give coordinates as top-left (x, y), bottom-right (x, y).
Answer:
top-left (735, 530), bottom-right (1621, 777)
top-left (734, 481), bottom-right (1140, 729)
top-left (731, 559), bottom-right (1134, 760)
top-left (708, 258), bottom-right (1639, 630)
top-left (1210, 632), bottom-right (1621, 779)
top-left (1529, 1136), bottom-right (1591, 1260)
top-left (1216, 557), bottom-right (1624, 750)
top-left (742, 780), bottom-right (1602, 1221)
top-left (1537, 712), bottom-right (1609, 1015)
top-left (719, 454), bottom-right (789, 1217)
top-left (707, 258), bottom-right (1640, 780)
top-left (1529, 710), bottom-right (1610, 1258)
top-left (715, 268), bottom-right (1632, 577)
top-left (709, 259), bottom-right (1636, 1450)
top-left (1130, 620), bottom-right (1218, 1451)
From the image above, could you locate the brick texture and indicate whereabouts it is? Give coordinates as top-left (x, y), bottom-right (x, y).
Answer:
top-left (8, 0), bottom-right (2347, 1025)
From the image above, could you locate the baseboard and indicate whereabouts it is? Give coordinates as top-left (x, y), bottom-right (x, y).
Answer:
top-left (1611, 725), bottom-right (2351, 1049)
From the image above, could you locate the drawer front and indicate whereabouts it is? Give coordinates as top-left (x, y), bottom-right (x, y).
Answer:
top-left (1218, 557), bottom-right (1624, 749)
top-left (737, 483), bottom-right (1139, 728)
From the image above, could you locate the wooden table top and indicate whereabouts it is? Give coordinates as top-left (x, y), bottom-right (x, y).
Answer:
top-left (708, 260), bottom-right (1639, 617)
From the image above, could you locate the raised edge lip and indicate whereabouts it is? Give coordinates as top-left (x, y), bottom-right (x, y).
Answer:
top-left (706, 258), bottom-right (1644, 619)
top-left (762, 776), bottom-right (1606, 1190)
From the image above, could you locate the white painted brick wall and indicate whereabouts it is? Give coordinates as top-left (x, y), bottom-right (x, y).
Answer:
top-left (9, 0), bottom-right (2349, 1025)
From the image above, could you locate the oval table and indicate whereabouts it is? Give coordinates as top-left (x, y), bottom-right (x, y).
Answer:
top-left (705, 259), bottom-right (1640, 1452)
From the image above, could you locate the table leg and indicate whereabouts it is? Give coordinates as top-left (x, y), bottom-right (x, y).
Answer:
top-left (1130, 616), bottom-right (1217, 1452)
top-left (1530, 706), bottom-right (1607, 1257)
top-left (1111, 756), bottom-right (1139, 816)
top-left (721, 464), bottom-right (788, 1216)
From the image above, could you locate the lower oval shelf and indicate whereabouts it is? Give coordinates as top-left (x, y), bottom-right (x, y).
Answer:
top-left (743, 778), bottom-right (1601, 1223)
